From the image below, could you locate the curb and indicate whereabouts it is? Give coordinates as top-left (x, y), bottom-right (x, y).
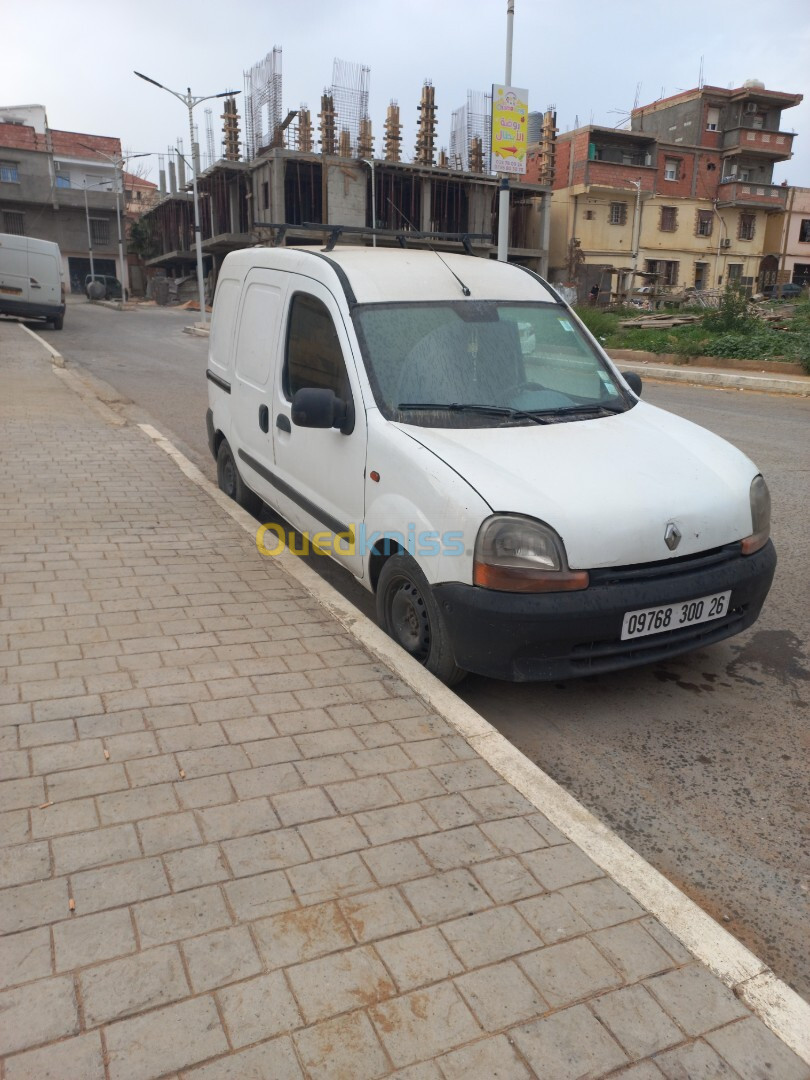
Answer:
top-left (619, 361), bottom-right (810, 396)
top-left (136, 420), bottom-right (810, 1066)
top-left (19, 323), bottom-right (64, 367)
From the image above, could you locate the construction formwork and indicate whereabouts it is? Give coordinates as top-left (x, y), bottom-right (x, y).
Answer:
top-left (414, 81), bottom-right (437, 166)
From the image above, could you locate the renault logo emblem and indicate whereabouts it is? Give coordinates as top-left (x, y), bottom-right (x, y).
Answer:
top-left (664, 522), bottom-right (682, 551)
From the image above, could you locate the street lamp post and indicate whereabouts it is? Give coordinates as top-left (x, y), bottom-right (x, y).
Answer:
top-left (134, 72), bottom-right (240, 325)
top-left (83, 185), bottom-right (96, 280)
top-left (497, 0), bottom-right (515, 263)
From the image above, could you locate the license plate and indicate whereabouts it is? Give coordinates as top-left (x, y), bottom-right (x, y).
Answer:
top-left (621, 590), bottom-right (731, 641)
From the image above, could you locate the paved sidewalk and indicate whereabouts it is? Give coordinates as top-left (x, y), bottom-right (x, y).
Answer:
top-left (1, 321), bottom-right (808, 1079)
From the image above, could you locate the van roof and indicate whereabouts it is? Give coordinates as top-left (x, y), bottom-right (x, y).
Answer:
top-left (221, 246), bottom-right (557, 305)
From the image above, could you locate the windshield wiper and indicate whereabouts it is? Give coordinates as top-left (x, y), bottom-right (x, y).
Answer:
top-left (397, 402), bottom-right (551, 425)
top-left (528, 402), bottom-right (626, 418)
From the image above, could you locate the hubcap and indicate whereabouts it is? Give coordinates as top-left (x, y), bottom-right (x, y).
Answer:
top-left (389, 580), bottom-right (430, 662)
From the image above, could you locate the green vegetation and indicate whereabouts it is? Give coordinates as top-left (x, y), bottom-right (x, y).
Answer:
top-left (575, 291), bottom-right (810, 373)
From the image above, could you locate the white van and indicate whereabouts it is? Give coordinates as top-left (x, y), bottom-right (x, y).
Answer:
top-left (206, 247), bottom-right (776, 684)
top-left (0, 233), bottom-right (65, 329)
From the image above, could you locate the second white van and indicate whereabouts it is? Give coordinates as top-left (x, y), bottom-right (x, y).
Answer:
top-left (0, 233), bottom-right (65, 329)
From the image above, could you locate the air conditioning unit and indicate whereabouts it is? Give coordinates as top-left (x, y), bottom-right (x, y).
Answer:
top-left (721, 238), bottom-right (732, 248)
top-left (745, 102), bottom-right (758, 114)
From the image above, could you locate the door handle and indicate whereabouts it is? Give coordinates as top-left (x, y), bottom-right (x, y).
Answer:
top-left (276, 414), bottom-right (291, 433)
top-left (258, 405), bottom-right (269, 433)
top-left (30, 279), bottom-right (42, 289)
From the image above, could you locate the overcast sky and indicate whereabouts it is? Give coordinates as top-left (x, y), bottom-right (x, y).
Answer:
top-left (4, 0), bottom-right (809, 185)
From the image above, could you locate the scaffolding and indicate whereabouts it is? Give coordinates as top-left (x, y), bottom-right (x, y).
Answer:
top-left (222, 97), bottom-right (241, 162)
top-left (330, 58), bottom-right (370, 157)
top-left (414, 81), bottom-right (437, 166)
top-left (384, 102), bottom-right (402, 163)
top-left (536, 105), bottom-right (558, 186)
top-left (243, 47), bottom-right (283, 160)
top-left (292, 105), bottom-right (314, 154)
top-left (318, 92), bottom-right (336, 156)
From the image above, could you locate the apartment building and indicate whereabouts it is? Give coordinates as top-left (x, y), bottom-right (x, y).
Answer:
top-left (538, 82), bottom-right (802, 301)
top-left (764, 185), bottom-right (810, 288)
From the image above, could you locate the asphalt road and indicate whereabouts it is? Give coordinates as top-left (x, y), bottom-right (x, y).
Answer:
top-left (51, 299), bottom-right (810, 998)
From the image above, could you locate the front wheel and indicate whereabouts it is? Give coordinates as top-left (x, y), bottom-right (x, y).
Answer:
top-left (216, 439), bottom-right (261, 515)
top-left (376, 555), bottom-right (466, 686)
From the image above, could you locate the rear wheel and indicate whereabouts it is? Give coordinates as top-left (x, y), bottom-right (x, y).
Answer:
top-left (216, 439), bottom-right (261, 515)
top-left (49, 314), bottom-right (64, 330)
top-left (376, 554), bottom-right (466, 686)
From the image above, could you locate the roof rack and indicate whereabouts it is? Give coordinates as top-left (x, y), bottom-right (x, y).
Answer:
top-left (253, 220), bottom-right (491, 256)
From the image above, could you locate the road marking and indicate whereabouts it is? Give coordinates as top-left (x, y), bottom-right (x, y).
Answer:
top-left (137, 418), bottom-right (810, 1064)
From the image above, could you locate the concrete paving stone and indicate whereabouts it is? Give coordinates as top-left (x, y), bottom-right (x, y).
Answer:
top-left (339, 886), bottom-right (419, 943)
top-left (52, 822), bottom-right (140, 873)
top-left (421, 793), bottom-right (480, 831)
top-left (355, 803), bottom-right (440, 847)
top-left (97, 781), bottom-right (180, 824)
top-left (79, 942), bottom-right (190, 1026)
top-left (224, 868), bottom-right (298, 921)
top-left (157, 722), bottom-right (227, 753)
top-left (220, 715), bottom-right (277, 744)
top-left (175, 773), bottom-right (235, 809)
top-left (0, 729), bottom-right (19, 753)
top-left (455, 958), bottom-right (548, 1032)
top-left (71, 857), bottom-right (170, 915)
top-left (0, 876), bottom-right (69, 933)
top-left (0, 775), bottom-right (45, 812)
top-left (401, 868), bottom-right (492, 924)
top-left (519, 937), bottom-right (623, 1008)
top-left (0, 808), bottom-right (29, 846)
top-left (125, 752), bottom-right (183, 786)
top-left (165, 842), bottom-right (231, 890)
top-left (0, 926), bottom-right (52, 989)
top-left (461, 783), bottom-right (537, 820)
top-left (360, 839), bottom-right (433, 887)
top-left (369, 982), bottom-right (482, 1068)
top-left (271, 786), bottom-right (334, 826)
top-left (438, 1033), bottom-right (534, 1079)
top-left (562, 877), bottom-right (647, 930)
top-left (521, 843), bottom-right (604, 892)
top-left (253, 900), bottom-right (352, 969)
top-left (182, 1036), bottom-right (304, 1080)
top-left (0, 703), bottom-right (32, 728)
top-left (354, 720), bottom-right (401, 748)
top-left (591, 984), bottom-right (684, 1058)
top-left (197, 796), bottom-right (280, 840)
top-left (143, 703), bottom-right (197, 728)
top-left (441, 904), bottom-right (541, 969)
top-left (388, 768), bottom-right (448, 802)
top-left (472, 856), bottom-right (545, 904)
top-left (216, 971), bottom-right (302, 1048)
top-left (230, 762), bottom-right (303, 800)
top-left (221, 827), bottom-right (310, 877)
top-left (54, 907), bottom-right (137, 971)
top-left (287, 944), bottom-right (396, 1023)
top-left (326, 776), bottom-right (400, 815)
top-left (3, 1031), bottom-right (105, 1080)
top-left (0, 750), bottom-right (30, 780)
top-left (105, 994), bottom-right (229, 1080)
top-left (344, 744), bottom-right (413, 777)
top-left (417, 824), bottom-right (498, 870)
top-left (175, 744), bottom-right (252, 779)
top-left (342, 679), bottom-right (392, 703)
top-left (654, 1039), bottom-right (739, 1079)
top-left (0, 840), bottom-right (51, 887)
top-left (182, 925), bottom-right (262, 993)
top-left (705, 1017), bottom-right (809, 1078)
top-left (478, 816), bottom-right (550, 855)
top-left (45, 762), bottom-right (127, 803)
top-left (134, 884), bottom-right (232, 947)
top-left (640, 916), bottom-right (695, 965)
top-left (33, 694), bottom-right (103, 723)
top-left (30, 796), bottom-right (99, 839)
top-left (299, 815), bottom-right (369, 859)
top-left (77, 709), bottom-right (145, 738)
top-left (243, 735), bottom-right (301, 767)
top-left (102, 688), bottom-right (150, 713)
top-left (402, 738), bottom-right (457, 768)
top-left (30, 738), bottom-right (105, 775)
top-left (18, 717), bottom-right (75, 748)
top-left (18, 675), bottom-right (86, 703)
top-left (287, 851), bottom-right (376, 903)
top-left (104, 730), bottom-right (160, 760)
top-left (368, 698), bottom-right (430, 723)
top-left (511, 1003), bottom-right (628, 1079)
top-left (295, 754), bottom-right (355, 785)
top-left (515, 892), bottom-right (592, 945)
top-left (294, 1010), bottom-right (390, 1080)
top-left (327, 702), bottom-right (377, 728)
top-left (611, 1064), bottom-right (667, 1080)
top-left (138, 810), bottom-right (204, 854)
top-left (265, 706), bottom-right (333, 737)
top-left (590, 921), bottom-right (678, 982)
top-left (430, 759), bottom-right (501, 793)
top-left (294, 728), bottom-right (365, 758)
top-left (0, 975), bottom-right (80, 1056)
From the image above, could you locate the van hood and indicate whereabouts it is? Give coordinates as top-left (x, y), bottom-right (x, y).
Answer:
top-left (397, 402), bottom-right (758, 569)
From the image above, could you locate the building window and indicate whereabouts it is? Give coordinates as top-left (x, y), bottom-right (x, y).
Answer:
top-left (608, 202), bottom-right (627, 225)
top-left (262, 181), bottom-right (269, 211)
top-left (660, 206), bottom-right (678, 232)
top-left (0, 161), bottom-right (20, 183)
top-left (90, 219), bottom-right (110, 246)
top-left (2, 210), bottom-right (25, 235)
top-left (727, 264), bottom-right (743, 283)
top-left (738, 213), bottom-right (755, 241)
top-left (56, 173), bottom-right (71, 188)
top-left (664, 158), bottom-right (680, 181)
top-left (706, 107), bottom-right (720, 131)
top-left (584, 210), bottom-right (595, 220)
top-left (696, 210), bottom-right (714, 237)
top-left (645, 259), bottom-right (679, 286)
top-left (799, 219), bottom-right (810, 243)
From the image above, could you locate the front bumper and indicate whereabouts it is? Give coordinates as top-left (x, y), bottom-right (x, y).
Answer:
top-left (433, 540), bottom-right (777, 681)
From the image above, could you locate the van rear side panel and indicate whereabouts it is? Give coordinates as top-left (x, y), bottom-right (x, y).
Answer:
top-left (0, 233), bottom-right (65, 324)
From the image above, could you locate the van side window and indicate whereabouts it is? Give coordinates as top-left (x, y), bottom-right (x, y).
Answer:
top-left (284, 292), bottom-right (351, 401)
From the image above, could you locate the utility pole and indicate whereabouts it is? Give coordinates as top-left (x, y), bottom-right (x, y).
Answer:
top-left (497, 0), bottom-right (515, 262)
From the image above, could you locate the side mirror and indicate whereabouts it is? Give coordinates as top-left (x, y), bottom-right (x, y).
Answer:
top-left (622, 371), bottom-right (643, 397)
top-left (291, 388), bottom-right (355, 435)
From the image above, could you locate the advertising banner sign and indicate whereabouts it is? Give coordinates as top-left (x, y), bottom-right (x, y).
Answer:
top-left (491, 84), bottom-right (529, 174)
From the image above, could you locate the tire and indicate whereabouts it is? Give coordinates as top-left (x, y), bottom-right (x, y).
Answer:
top-left (49, 314), bottom-right (64, 330)
top-left (376, 554), bottom-right (466, 686)
top-left (216, 439), bottom-right (262, 515)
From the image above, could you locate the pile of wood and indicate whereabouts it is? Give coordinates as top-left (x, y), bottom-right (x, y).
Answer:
top-left (619, 313), bottom-right (701, 329)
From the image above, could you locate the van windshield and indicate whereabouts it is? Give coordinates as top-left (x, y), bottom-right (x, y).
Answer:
top-left (352, 301), bottom-right (631, 428)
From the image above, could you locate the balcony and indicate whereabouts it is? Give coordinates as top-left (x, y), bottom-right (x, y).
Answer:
top-left (716, 181), bottom-right (788, 211)
top-left (54, 187), bottom-right (119, 211)
top-left (721, 127), bottom-right (795, 159)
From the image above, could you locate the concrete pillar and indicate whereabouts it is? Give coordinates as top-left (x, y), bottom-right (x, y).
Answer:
top-left (420, 178), bottom-right (431, 233)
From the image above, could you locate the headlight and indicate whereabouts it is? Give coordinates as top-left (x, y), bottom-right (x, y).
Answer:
top-left (473, 515), bottom-right (589, 592)
top-left (742, 475), bottom-right (771, 555)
